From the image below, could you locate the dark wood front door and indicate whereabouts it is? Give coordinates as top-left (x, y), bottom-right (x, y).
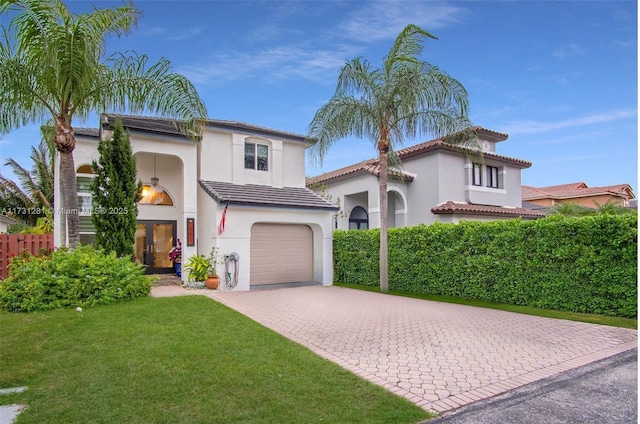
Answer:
top-left (135, 220), bottom-right (177, 274)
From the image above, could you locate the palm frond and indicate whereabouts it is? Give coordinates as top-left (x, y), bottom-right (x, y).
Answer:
top-left (82, 53), bottom-right (207, 139)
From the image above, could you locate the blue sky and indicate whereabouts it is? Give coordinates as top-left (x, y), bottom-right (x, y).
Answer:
top-left (1, 0), bottom-right (637, 190)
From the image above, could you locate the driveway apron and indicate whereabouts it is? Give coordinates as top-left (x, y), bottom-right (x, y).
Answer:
top-left (173, 285), bottom-right (637, 413)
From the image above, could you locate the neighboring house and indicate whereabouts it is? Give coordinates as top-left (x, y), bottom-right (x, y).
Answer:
top-left (0, 215), bottom-right (16, 233)
top-left (522, 182), bottom-right (636, 209)
top-left (306, 127), bottom-right (545, 228)
top-left (61, 114), bottom-right (338, 291)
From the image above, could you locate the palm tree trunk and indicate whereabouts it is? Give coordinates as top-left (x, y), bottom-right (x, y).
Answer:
top-left (378, 147), bottom-right (389, 293)
top-left (55, 123), bottom-right (80, 248)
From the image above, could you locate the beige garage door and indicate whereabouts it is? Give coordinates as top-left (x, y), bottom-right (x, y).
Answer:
top-left (250, 224), bottom-right (313, 285)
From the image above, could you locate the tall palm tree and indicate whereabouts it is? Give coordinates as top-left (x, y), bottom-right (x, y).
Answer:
top-left (308, 24), bottom-right (474, 293)
top-left (0, 126), bottom-right (55, 225)
top-left (0, 0), bottom-right (207, 247)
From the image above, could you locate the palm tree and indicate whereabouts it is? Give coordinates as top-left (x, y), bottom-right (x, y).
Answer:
top-left (0, 126), bottom-right (55, 226)
top-left (550, 202), bottom-right (593, 217)
top-left (594, 199), bottom-right (634, 215)
top-left (308, 24), bottom-right (474, 293)
top-left (0, 0), bottom-right (207, 247)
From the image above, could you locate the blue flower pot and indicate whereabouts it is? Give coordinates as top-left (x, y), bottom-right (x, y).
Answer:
top-left (174, 262), bottom-right (182, 277)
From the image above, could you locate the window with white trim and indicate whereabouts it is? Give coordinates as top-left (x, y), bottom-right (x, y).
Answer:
top-left (486, 166), bottom-right (499, 188)
top-left (244, 142), bottom-right (269, 171)
top-left (76, 171), bottom-right (96, 245)
top-left (472, 163), bottom-right (482, 186)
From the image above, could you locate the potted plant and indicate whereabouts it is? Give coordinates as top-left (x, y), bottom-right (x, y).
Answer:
top-left (205, 246), bottom-right (224, 290)
top-left (168, 239), bottom-right (182, 277)
top-left (183, 254), bottom-right (209, 289)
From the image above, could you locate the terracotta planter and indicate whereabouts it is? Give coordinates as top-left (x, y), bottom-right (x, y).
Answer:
top-left (205, 276), bottom-right (220, 290)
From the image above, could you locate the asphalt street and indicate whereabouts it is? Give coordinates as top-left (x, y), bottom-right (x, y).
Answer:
top-left (426, 348), bottom-right (637, 424)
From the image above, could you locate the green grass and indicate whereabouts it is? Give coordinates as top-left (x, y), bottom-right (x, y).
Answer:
top-left (0, 296), bottom-right (432, 424)
top-left (335, 283), bottom-right (637, 330)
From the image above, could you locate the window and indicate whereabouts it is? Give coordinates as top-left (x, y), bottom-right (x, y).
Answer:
top-left (348, 206), bottom-right (369, 230)
top-left (76, 175), bottom-right (96, 243)
top-left (487, 166), bottom-right (499, 188)
top-left (139, 184), bottom-right (174, 206)
top-left (244, 142), bottom-right (268, 171)
top-left (472, 163), bottom-right (482, 186)
top-left (77, 176), bottom-right (93, 215)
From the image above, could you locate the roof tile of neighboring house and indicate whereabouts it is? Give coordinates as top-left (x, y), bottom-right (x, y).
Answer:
top-left (306, 128), bottom-right (530, 186)
top-left (306, 159), bottom-right (415, 186)
top-left (522, 182), bottom-right (636, 201)
top-left (199, 180), bottom-right (339, 211)
top-left (431, 201), bottom-right (546, 219)
top-left (102, 114), bottom-right (308, 143)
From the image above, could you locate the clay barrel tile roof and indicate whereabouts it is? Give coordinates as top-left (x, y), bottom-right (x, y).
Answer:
top-left (522, 182), bottom-right (635, 200)
top-left (307, 133), bottom-right (530, 186)
top-left (306, 159), bottom-right (415, 186)
top-left (431, 201), bottom-right (546, 219)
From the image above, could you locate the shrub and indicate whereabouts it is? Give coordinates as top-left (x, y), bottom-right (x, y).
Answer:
top-left (334, 214), bottom-right (637, 318)
top-left (0, 245), bottom-right (152, 312)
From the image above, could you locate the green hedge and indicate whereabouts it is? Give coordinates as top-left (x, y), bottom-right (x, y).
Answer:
top-left (0, 245), bottom-right (152, 312)
top-left (334, 214), bottom-right (637, 318)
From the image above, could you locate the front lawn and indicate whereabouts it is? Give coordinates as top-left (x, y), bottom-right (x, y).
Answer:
top-left (0, 296), bottom-right (431, 424)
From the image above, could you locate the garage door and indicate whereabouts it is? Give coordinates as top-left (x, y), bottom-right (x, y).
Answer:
top-left (250, 224), bottom-right (313, 285)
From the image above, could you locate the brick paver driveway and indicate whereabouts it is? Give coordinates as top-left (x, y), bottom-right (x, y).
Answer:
top-left (159, 285), bottom-right (637, 413)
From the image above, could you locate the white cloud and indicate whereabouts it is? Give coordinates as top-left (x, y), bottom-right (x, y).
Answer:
top-left (339, 1), bottom-right (468, 43)
top-left (168, 26), bottom-right (205, 41)
top-left (178, 45), bottom-right (356, 85)
top-left (552, 43), bottom-right (584, 59)
top-left (141, 25), bottom-right (204, 41)
top-left (177, 1), bottom-right (469, 87)
top-left (141, 26), bottom-right (167, 37)
top-left (502, 109), bottom-right (637, 135)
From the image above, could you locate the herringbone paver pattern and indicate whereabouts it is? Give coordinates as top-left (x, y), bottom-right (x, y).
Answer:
top-left (152, 285), bottom-right (637, 413)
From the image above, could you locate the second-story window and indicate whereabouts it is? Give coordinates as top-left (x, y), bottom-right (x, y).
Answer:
top-left (487, 166), bottom-right (499, 188)
top-left (472, 163), bottom-right (482, 186)
top-left (244, 142), bottom-right (269, 171)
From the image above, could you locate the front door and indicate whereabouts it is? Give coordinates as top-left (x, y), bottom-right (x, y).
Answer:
top-left (135, 220), bottom-right (177, 274)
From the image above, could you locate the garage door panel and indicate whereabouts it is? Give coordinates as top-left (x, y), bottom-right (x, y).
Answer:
top-left (251, 224), bottom-right (313, 285)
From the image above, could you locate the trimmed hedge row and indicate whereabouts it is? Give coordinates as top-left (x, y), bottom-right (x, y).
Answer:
top-left (334, 214), bottom-right (637, 318)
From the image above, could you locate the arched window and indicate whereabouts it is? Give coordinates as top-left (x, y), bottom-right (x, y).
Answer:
top-left (349, 206), bottom-right (368, 230)
top-left (77, 164), bottom-right (95, 174)
top-left (138, 184), bottom-right (174, 206)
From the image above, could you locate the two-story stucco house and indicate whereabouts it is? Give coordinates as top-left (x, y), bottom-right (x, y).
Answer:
top-left (306, 127), bottom-right (545, 229)
top-left (62, 114), bottom-right (338, 291)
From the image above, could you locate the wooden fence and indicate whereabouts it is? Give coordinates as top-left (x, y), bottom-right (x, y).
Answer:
top-left (0, 234), bottom-right (54, 279)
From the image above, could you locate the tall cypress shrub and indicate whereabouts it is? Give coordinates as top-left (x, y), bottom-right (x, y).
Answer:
top-left (91, 119), bottom-right (142, 257)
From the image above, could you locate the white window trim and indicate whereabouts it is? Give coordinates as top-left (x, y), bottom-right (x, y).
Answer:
top-left (244, 142), bottom-right (269, 171)
top-left (465, 185), bottom-right (507, 195)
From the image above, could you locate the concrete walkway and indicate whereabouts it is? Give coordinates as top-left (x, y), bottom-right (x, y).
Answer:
top-left (151, 285), bottom-right (637, 414)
